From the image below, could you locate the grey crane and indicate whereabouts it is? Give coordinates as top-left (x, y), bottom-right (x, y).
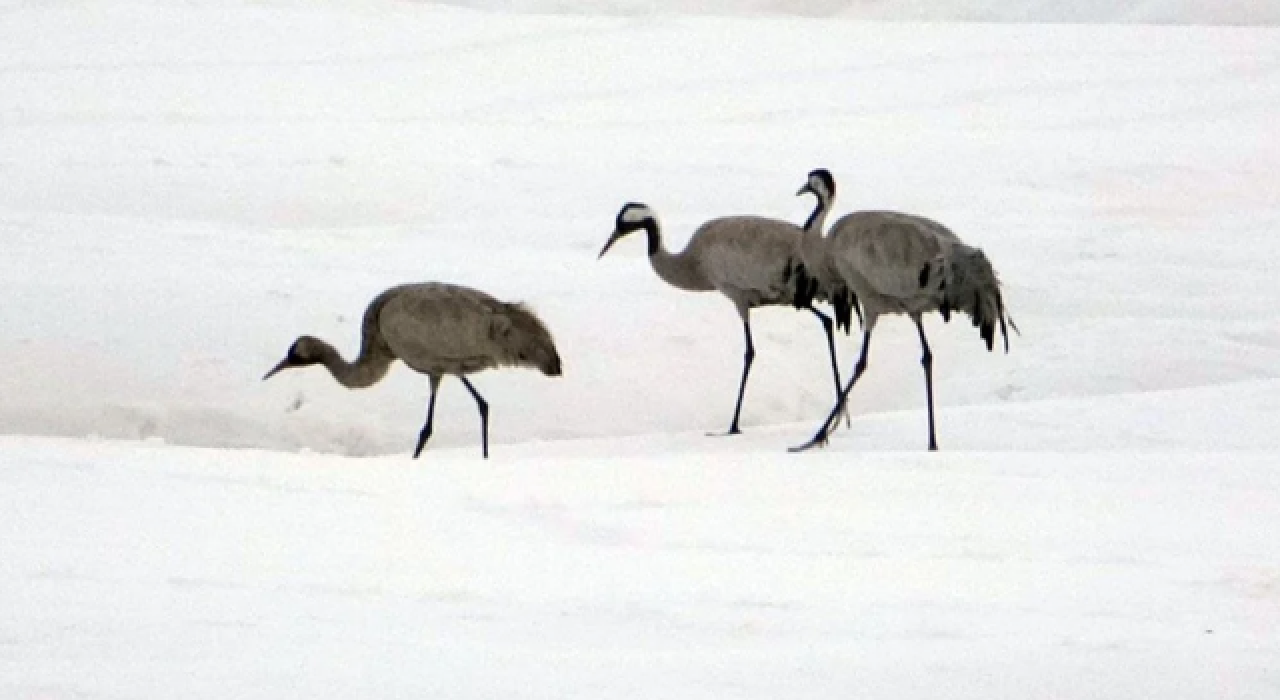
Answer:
top-left (790, 169), bottom-right (1016, 452)
top-left (263, 282), bottom-right (562, 459)
top-left (599, 193), bottom-right (855, 435)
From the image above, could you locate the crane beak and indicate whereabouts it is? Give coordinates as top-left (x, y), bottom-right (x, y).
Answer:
top-left (262, 357), bottom-right (292, 381)
top-left (598, 228), bottom-right (627, 259)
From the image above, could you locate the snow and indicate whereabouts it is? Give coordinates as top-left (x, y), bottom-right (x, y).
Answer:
top-left (433, 0), bottom-right (1280, 25)
top-left (6, 436), bottom-right (1280, 698)
top-left (2, 1), bottom-right (1279, 697)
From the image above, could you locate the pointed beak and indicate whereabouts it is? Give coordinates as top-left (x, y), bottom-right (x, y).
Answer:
top-left (796, 183), bottom-right (815, 197)
top-left (598, 228), bottom-right (626, 259)
top-left (262, 357), bottom-right (292, 381)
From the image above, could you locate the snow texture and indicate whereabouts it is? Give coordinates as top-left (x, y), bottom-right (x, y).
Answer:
top-left (435, 0), bottom-right (1280, 24)
top-left (1, 2), bottom-right (1279, 698)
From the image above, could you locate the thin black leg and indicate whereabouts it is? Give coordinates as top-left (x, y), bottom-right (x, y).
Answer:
top-left (790, 329), bottom-right (872, 453)
top-left (914, 317), bottom-right (939, 452)
top-left (727, 320), bottom-right (756, 435)
top-left (459, 376), bottom-right (490, 459)
top-left (412, 378), bottom-right (440, 459)
top-left (808, 306), bottom-right (848, 429)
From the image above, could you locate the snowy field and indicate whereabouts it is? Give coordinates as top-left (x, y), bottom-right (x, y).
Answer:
top-left (2, 1), bottom-right (1280, 697)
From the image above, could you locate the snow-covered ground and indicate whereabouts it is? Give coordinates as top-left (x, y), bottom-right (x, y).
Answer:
top-left (441, 0), bottom-right (1280, 25)
top-left (2, 2), bottom-right (1279, 697)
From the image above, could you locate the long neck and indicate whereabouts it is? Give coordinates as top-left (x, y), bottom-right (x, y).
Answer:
top-left (798, 191), bottom-right (832, 271)
top-left (644, 220), bottom-right (713, 292)
top-left (316, 338), bottom-right (393, 389)
top-left (802, 189), bottom-right (831, 236)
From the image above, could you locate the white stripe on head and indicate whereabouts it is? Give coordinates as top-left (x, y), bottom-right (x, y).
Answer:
top-left (808, 170), bottom-right (834, 198)
top-left (620, 203), bottom-right (654, 224)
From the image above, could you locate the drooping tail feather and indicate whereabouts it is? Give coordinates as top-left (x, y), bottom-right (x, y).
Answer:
top-left (492, 302), bottom-right (563, 376)
top-left (792, 262), bottom-right (861, 334)
top-left (790, 261), bottom-right (820, 311)
top-left (930, 245), bottom-right (1014, 353)
top-left (829, 283), bottom-right (861, 334)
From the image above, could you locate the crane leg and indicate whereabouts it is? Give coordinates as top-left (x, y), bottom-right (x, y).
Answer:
top-left (808, 307), bottom-right (850, 430)
top-left (726, 321), bottom-right (755, 435)
top-left (914, 317), bottom-right (939, 452)
top-left (790, 329), bottom-right (872, 453)
top-left (412, 376), bottom-right (442, 459)
top-left (459, 376), bottom-right (491, 459)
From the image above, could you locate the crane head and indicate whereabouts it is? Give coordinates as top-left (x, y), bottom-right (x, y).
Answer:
top-left (263, 336), bottom-right (323, 380)
top-left (599, 202), bottom-right (657, 259)
top-left (797, 168), bottom-right (835, 200)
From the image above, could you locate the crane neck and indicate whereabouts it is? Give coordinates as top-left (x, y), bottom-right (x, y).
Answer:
top-left (644, 219), bottom-right (714, 292)
top-left (797, 190), bottom-right (833, 273)
top-left (315, 338), bottom-right (393, 389)
top-left (802, 189), bottom-right (832, 237)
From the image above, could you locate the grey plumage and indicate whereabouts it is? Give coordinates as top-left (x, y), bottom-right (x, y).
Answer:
top-left (263, 282), bottom-right (562, 459)
top-left (599, 194), bottom-right (850, 435)
top-left (791, 169), bottom-right (1016, 452)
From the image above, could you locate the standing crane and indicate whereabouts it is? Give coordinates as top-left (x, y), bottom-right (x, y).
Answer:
top-left (789, 171), bottom-right (1016, 452)
top-left (263, 282), bottom-right (562, 459)
top-left (599, 189), bottom-right (854, 435)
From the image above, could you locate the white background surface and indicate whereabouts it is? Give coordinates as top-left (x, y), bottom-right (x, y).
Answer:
top-left (2, 2), bottom-right (1278, 697)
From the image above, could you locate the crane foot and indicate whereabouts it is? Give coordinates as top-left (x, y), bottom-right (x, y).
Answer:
top-left (788, 430), bottom-right (830, 453)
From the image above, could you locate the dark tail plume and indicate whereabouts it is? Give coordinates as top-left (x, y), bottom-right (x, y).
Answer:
top-left (830, 283), bottom-right (861, 334)
top-left (792, 263), bottom-right (861, 334)
top-left (790, 261), bottom-right (820, 311)
top-left (928, 245), bottom-right (1016, 353)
